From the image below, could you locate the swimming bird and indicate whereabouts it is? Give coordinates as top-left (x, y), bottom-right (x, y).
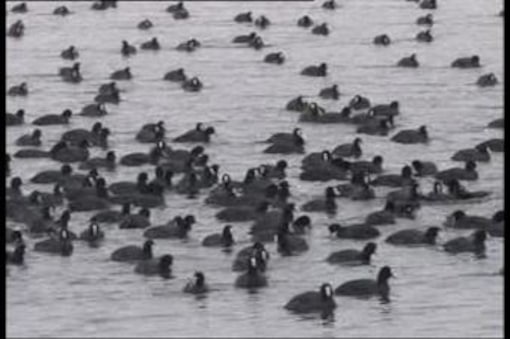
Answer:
top-left (311, 23), bottom-right (329, 36)
top-left (391, 125), bottom-right (428, 144)
top-left (6, 109), bottom-right (25, 126)
top-left (373, 34), bottom-right (391, 46)
top-left (134, 254), bottom-right (173, 278)
top-left (53, 6), bottom-right (71, 15)
top-left (329, 223), bottom-right (380, 240)
top-left (173, 7), bottom-right (189, 20)
top-left (444, 210), bottom-right (494, 230)
top-left (416, 29), bottom-right (433, 42)
top-left (11, 2), bottom-right (27, 13)
top-left (8, 82), bottom-right (28, 96)
top-left (332, 138), bottom-right (362, 158)
top-left (386, 227), bottom-right (440, 245)
top-left (476, 138), bottom-right (503, 153)
top-left (15, 129), bottom-right (41, 147)
top-left (33, 109), bottom-right (72, 125)
top-left (116, 206), bottom-right (151, 228)
top-left (59, 62), bottom-right (82, 83)
top-left (487, 118), bottom-right (503, 129)
top-left (301, 63), bottom-right (327, 76)
top-left (111, 239), bottom-right (154, 262)
top-left (254, 15), bottom-right (270, 29)
top-left (372, 102), bottom-right (400, 118)
top-left (477, 73), bottom-right (498, 87)
top-left (61, 46), bottom-right (79, 60)
top-left (176, 39), bottom-right (200, 52)
top-left (364, 201), bottom-right (397, 226)
top-left (322, 0), bottom-right (337, 9)
top-left (233, 32), bottom-right (257, 44)
top-left (264, 135), bottom-right (304, 154)
top-left (166, 1), bottom-right (184, 13)
top-left (140, 37), bottom-right (160, 50)
top-left (334, 266), bottom-right (393, 300)
top-left (137, 19), bottom-right (153, 30)
top-left (356, 119), bottom-right (392, 136)
top-left (164, 68), bottom-right (187, 82)
top-left (234, 256), bottom-right (268, 288)
top-left (80, 103), bottom-right (107, 117)
top-left (435, 160), bottom-right (478, 182)
top-left (7, 20), bottom-right (24, 38)
top-left (319, 84), bottom-right (339, 100)
top-left (264, 52), bottom-right (285, 64)
top-left (6, 177), bottom-right (24, 200)
top-left (110, 67), bottom-right (132, 80)
top-left (350, 156), bottom-right (384, 175)
top-left (397, 53), bottom-right (419, 67)
top-left (286, 96), bottom-right (307, 112)
top-left (33, 229), bottom-right (73, 256)
top-left (182, 77), bottom-right (203, 92)
top-left (50, 140), bottom-right (90, 163)
top-left (173, 123), bottom-right (215, 143)
top-left (91, 0), bottom-right (117, 10)
top-left (90, 202), bottom-right (131, 223)
top-left (183, 272), bottom-right (210, 294)
top-left (443, 230), bottom-right (486, 255)
top-left (215, 201), bottom-right (270, 222)
top-left (326, 242), bottom-right (376, 265)
top-left (13, 148), bottom-right (50, 159)
top-left (411, 159), bottom-right (437, 177)
top-left (143, 215), bottom-right (195, 239)
top-left (118, 144), bottom-right (165, 166)
top-left (297, 15), bottom-right (313, 28)
top-left (451, 144), bottom-right (490, 162)
top-left (202, 225), bottom-right (235, 248)
top-left (284, 283), bottom-right (336, 314)
top-left (370, 165), bottom-right (414, 187)
top-left (419, 0), bottom-right (437, 9)
top-left (234, 11), bottom-right (252, 23)
top-left (416, 13), bottom-right (433, 25)
top-left (78, 222), bottom-right (105, 244)
top-left (301, 187), bottom-right (337, 214)
top-left (79, 151), bottom-right (116, 170)
top-left (94, 88), bottom-right (120, 105)
top-left (121, 40), bottom-right (137, 56)
top-left (444, 179), bottom-right (490, 201)
top-left (349, 95), bottom-right (371, 110)
top-left (6, 243), bottom-right (26, 265)
top-left (451, 55), bottom-right (480, 68)
top-left (276, 223), bottom-right (309, 255)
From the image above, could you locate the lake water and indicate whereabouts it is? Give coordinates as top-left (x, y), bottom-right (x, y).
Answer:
top-left (6, 0), bottom-right (504, 337)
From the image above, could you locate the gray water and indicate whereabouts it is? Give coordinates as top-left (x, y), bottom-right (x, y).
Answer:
top-left (6, 0), bottom-right (504, 337)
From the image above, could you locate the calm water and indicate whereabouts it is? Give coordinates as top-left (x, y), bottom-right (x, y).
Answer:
top-left (6, 0), bottom-right (503, 337)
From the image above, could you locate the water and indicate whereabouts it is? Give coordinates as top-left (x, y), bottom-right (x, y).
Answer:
top-left (6, 0), bottom-right (503, 337)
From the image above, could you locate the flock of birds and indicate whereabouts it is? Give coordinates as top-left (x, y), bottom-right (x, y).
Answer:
top-left (6, 0), bottom-right (504, 317)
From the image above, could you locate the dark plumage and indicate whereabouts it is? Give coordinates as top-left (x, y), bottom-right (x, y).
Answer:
top-left (386, 227), bottom-right (440, 245)
top-left (202, 225), bottom-right (234, 247)
top-left (451, 55), bottom-right (480, 68)
top-left (397, 53), bottom-right (419, 67)
top-left (33, 109), bottom-right (72, 126)
top-left (110, 240), bottom-right (153, 262)
top-left (329, 223), bottom-right (380, 240)
top-left (284, 284), bottom-right (336, 314)
top-left (301, 63), bottom-right (327, 77)
top-left (183, 272), bottom-right (209, 294)
top-left (334, 266), bottom-right (393, 300)
top-left (443, 230), bottom-right (486, 255)
top-left (391, 125), bottom-right (428, 144)
top-left (326, 242), bottom-right (376, 265)
top-left (234, 256), bottom-right (268, 288)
